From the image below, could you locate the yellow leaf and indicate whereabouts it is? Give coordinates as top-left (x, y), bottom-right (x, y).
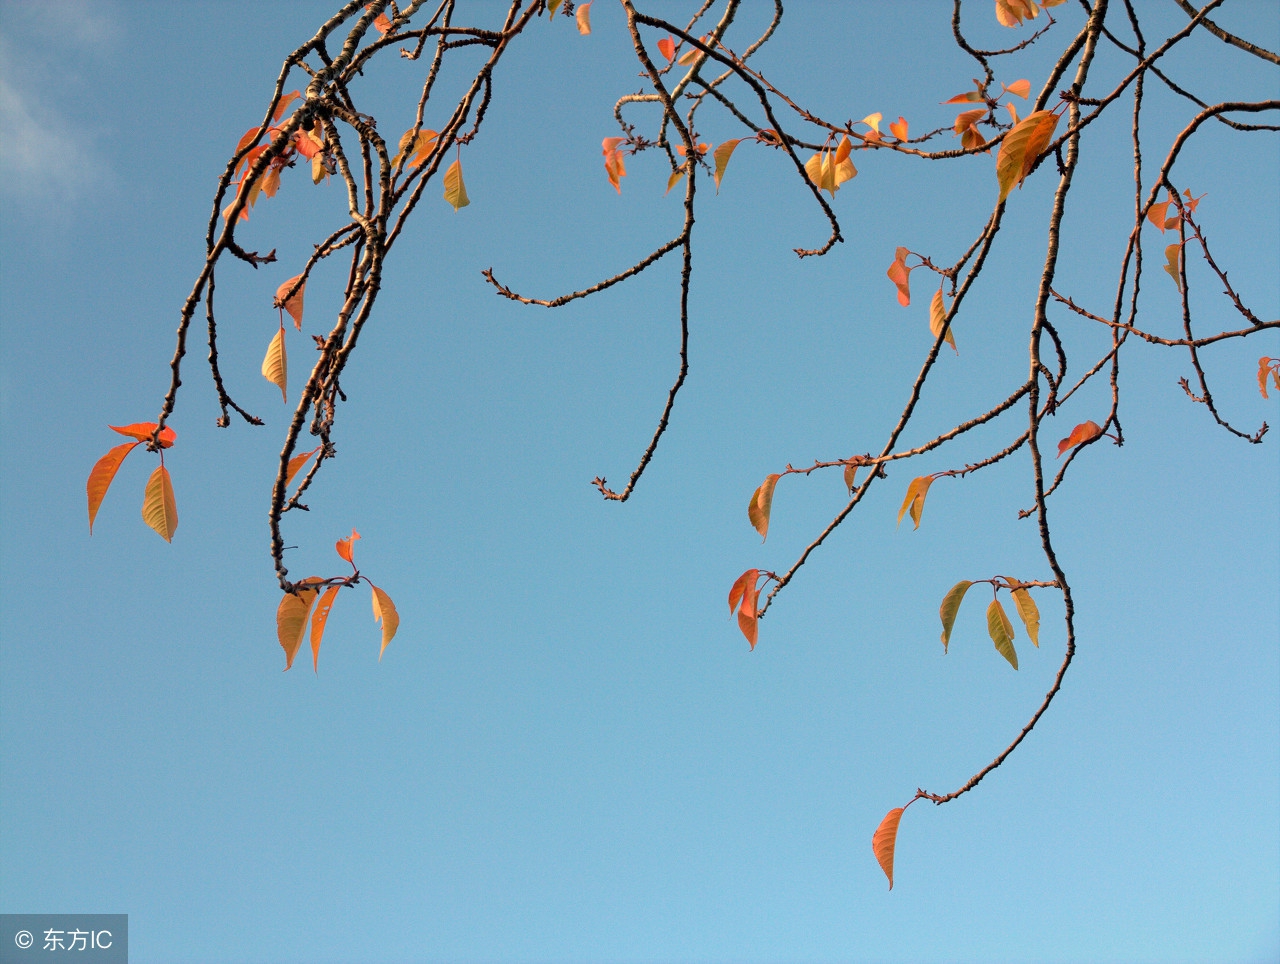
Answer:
top-left (285, 446), bottom-right (321, 486)
top-left (872, 807), bottom-right (905, 890)
top-left (262, 325), bottom-right (287, 402)
top-left (897, 475), bottom-right (934, 529)
top-left (712, 139), bottom-right (741, 193)
top-left (748, 473), bottom-right (781, 541)
top-left (141, 464), bottom-right (178, 543)
top-left (575, 2), bottom-right (591, 34)
top-left (310, 585), bottom-right (340, 673)
top-left (1162, 242), bottom-right (1182, 287)
top-left (1004, 78), bottom-right (1031, 99)
top-left (987, 598), bottom-right (1018, 669)
top-left (995, 110), bottom-right (1059, 201)
top-left (547, 0), bottom-right (563, 16)
top-left (861, 112), bottom-right (883, 133)
top-left (929, 288), bottom-right (957, 353)
top-left (1010, 586), bottom-right (1040, 647)
top-left (443, 158), bottom-right (470, 211)
top-left (277, 579), bottom-right (322, 671)
top-left (371, 582), bottom-right (399, 660)
top-left (939, 580), bottom-right (973, 653)
top-left (665, 169), bottom-right (685, 195)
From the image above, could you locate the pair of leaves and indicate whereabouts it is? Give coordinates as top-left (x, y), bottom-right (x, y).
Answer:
top-left (87, 423), bottom-right (179, 541)
top-left (886, 247), bottom-right (913, 306)
top-left (1057, 419), bottom-right (1102, 457)
top-left (996, 110), bottom-right (1060, 202)
top-left (938, 579), bottom-right (1040, 667)
top-left (602, 137), bottom-right (627, 193)
top-left (728, 569), bottom-right (762, 650)
top-left (995, 0), bottom-right (1065, 28)
top-left (1259, 357), bottom-right (1280, 398)
top-left (276, 530), bottom-right (399, 671)
top-left (393, 128), bottom-right (440, 170)
top-left (804, 136), bottom-right (856, 197)
top-left (929, 288), bottom-right (958, 352)
top-left (664, 139), bottom-right (744, 196)
top-left (897, 475), bottom-right (935, 530)
top-left (954, 108), bottom-right (987, 152)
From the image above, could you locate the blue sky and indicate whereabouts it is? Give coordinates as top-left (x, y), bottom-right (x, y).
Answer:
top-left (2, 2), bottom-right (1277, 962)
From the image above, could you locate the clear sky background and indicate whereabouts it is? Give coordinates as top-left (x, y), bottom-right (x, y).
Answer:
top-left (2, 2), bottom-right (1277, 962)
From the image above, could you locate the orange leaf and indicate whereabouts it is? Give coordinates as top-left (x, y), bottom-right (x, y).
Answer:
top-left (141, 464), bottom-right (178, 543)
top-left (675, 142), bottom-right (709, 157)
top-left (872, 807), bottom-right (905, 890)
top-left (930, 288), bottom-right (957, 352)
top-left (1259, 357), bottom-right (1280, 399)
top-left (664, 169), bottom-right (685, 195)
top-left (1162, 242), bottom-right (1182, 287)
top-left (1147, 198), bottom-right (1172, 231)
top-left (748, 473), bottom-right (781, 540)
top-left (943, 88), bottom-right (984, 105)
top-left (1057, 419), bottom-right (1103, 457)
top-left (286, 446), bottom-right (322, 486)
top-left (370, 582), bottom-right (399, 660)
top-left (235, 126), bottom-right (263, 156)
top-left (954, 108), bottom-right (985, 135)
top-left (336, 528), bottom-right (361, 566)
top-left (889, 116), bottom-right (908, 141)
top-left (887, 247), bottom-right (911, 306)
top-left (712, 139), bottom-right (741, 193)
top-left (602, 139), bottom-right (627, 193)
top-left (995, 109), bottom-right (1059, 201)
top-left (110, 422), bottom-right (176, 447)
top-left (677, 35), bottom-right (710, 66)
top-left (657, 36), bottom-right (675, 62)
top-left (575, 2), bottom-right (591, 34)
top-left (996, 0), bottom-right (1041, 27)
top-left (1003, 78), bottom-right (1031, 99)
top-left (271, 90), bottom-right (301, 124)
top-left (310, 585), bottom-right (340, 673)
top-left (277, 579), bottom-right (322, 671)
top-left (262, 325), bottom-right (287, 402)
top-left (275, 274), bottom-right (306, 329)
top-left (294, 127), bottom-right (324, 160)
top-left (443, 158), bottom-right (470, 210)
top-left (897, 475), bottom-right (935, 529)
top-left (87, 441), bottom-right (140, 534)
top-left (1006, 101), bottom-right (1021, 126)
top-left (728, 568), bottom-right (761, 650)
top-left (843, 461), bottom-right (860, 493)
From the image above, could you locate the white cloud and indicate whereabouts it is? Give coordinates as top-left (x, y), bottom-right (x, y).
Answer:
top-left (0, 70), bottom-right (98, 198)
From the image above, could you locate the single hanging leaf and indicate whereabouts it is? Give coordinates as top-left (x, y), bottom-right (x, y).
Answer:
top-left (1056, 419), bottom-right (1103, 457)
top-left (995, 110), bottom-right (1060, 202)
top-left (310, 585), bottom-right (341, 673)
top-left (943, 86), bottom-right (984, 105)
top-left (656, 36), bottom-right (675, 62)
top-left (141, 464), bottom-right (178, 543)
top-left (1010, 586), bottom-right (1040, 647)
top-left (575, 2), bottom-right (591, 34)
top-left (987, 598), bottom-right (1018, 669)
top-left (1259, 357), bottom-right (1279, 399)
top-left (889, 116), bottom-right (908, 141)
top-left (370, 583), bottom-right (399, 659)
top-left (1006, 102), bottom-right (1020, 126)
top-left (1003, 78), bottom-right (1031, 99)
top-left (665, 169), bottom-right (685, 195)
top-left (897, 475), bottom-right (935, 530)
top-left (87, 441), bottom-right (140, 533)
top-left (748, 473), bottom-right (781, 540)
top-left (547, 0), bottom-right (563, 16)
top-left (712, 139), bottom-right (741, 193)
top-left (939, 580), bottom-right (973, 653)
top-left (443, 158), bottom-right (470, 210)
top-left (929, 288), bottom-right (957, 352)
top-left (277, 579), bottom-right (322, 671)
top-left (110, 422), bottom-right (176, 447)
top-left (872, 807), bottom-right (905, 890)
top-left (861, 112), bottom-right (883, 134)
top-left (843, 462), bottom-right (860, 493)
top-left (271, 90), bottom-right (301, 124)
top-left (603, 138), bottom-right (627, 193)
top-left (1162, 242), bottom-right (1182, 287)
top-left (285, 446), bottom-right (322, 486)
top-left (275, 274), bottom-right (306, 329)
top-left (262, 325), bottom-right (287, 402)
top-left (336, 528), bottom-right (361, 566)
top-left (887, 247), bottom-right (911, 306)
top-left (1146, 197), bottom-right (1172, 231)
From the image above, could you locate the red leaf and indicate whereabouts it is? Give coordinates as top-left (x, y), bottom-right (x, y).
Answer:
top-left (1056, 419), bottom-right (1103, 457)
top-left (109, 423), bottom-right (176, 448)
top-left (657, 37), bottom-right (675, 62)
